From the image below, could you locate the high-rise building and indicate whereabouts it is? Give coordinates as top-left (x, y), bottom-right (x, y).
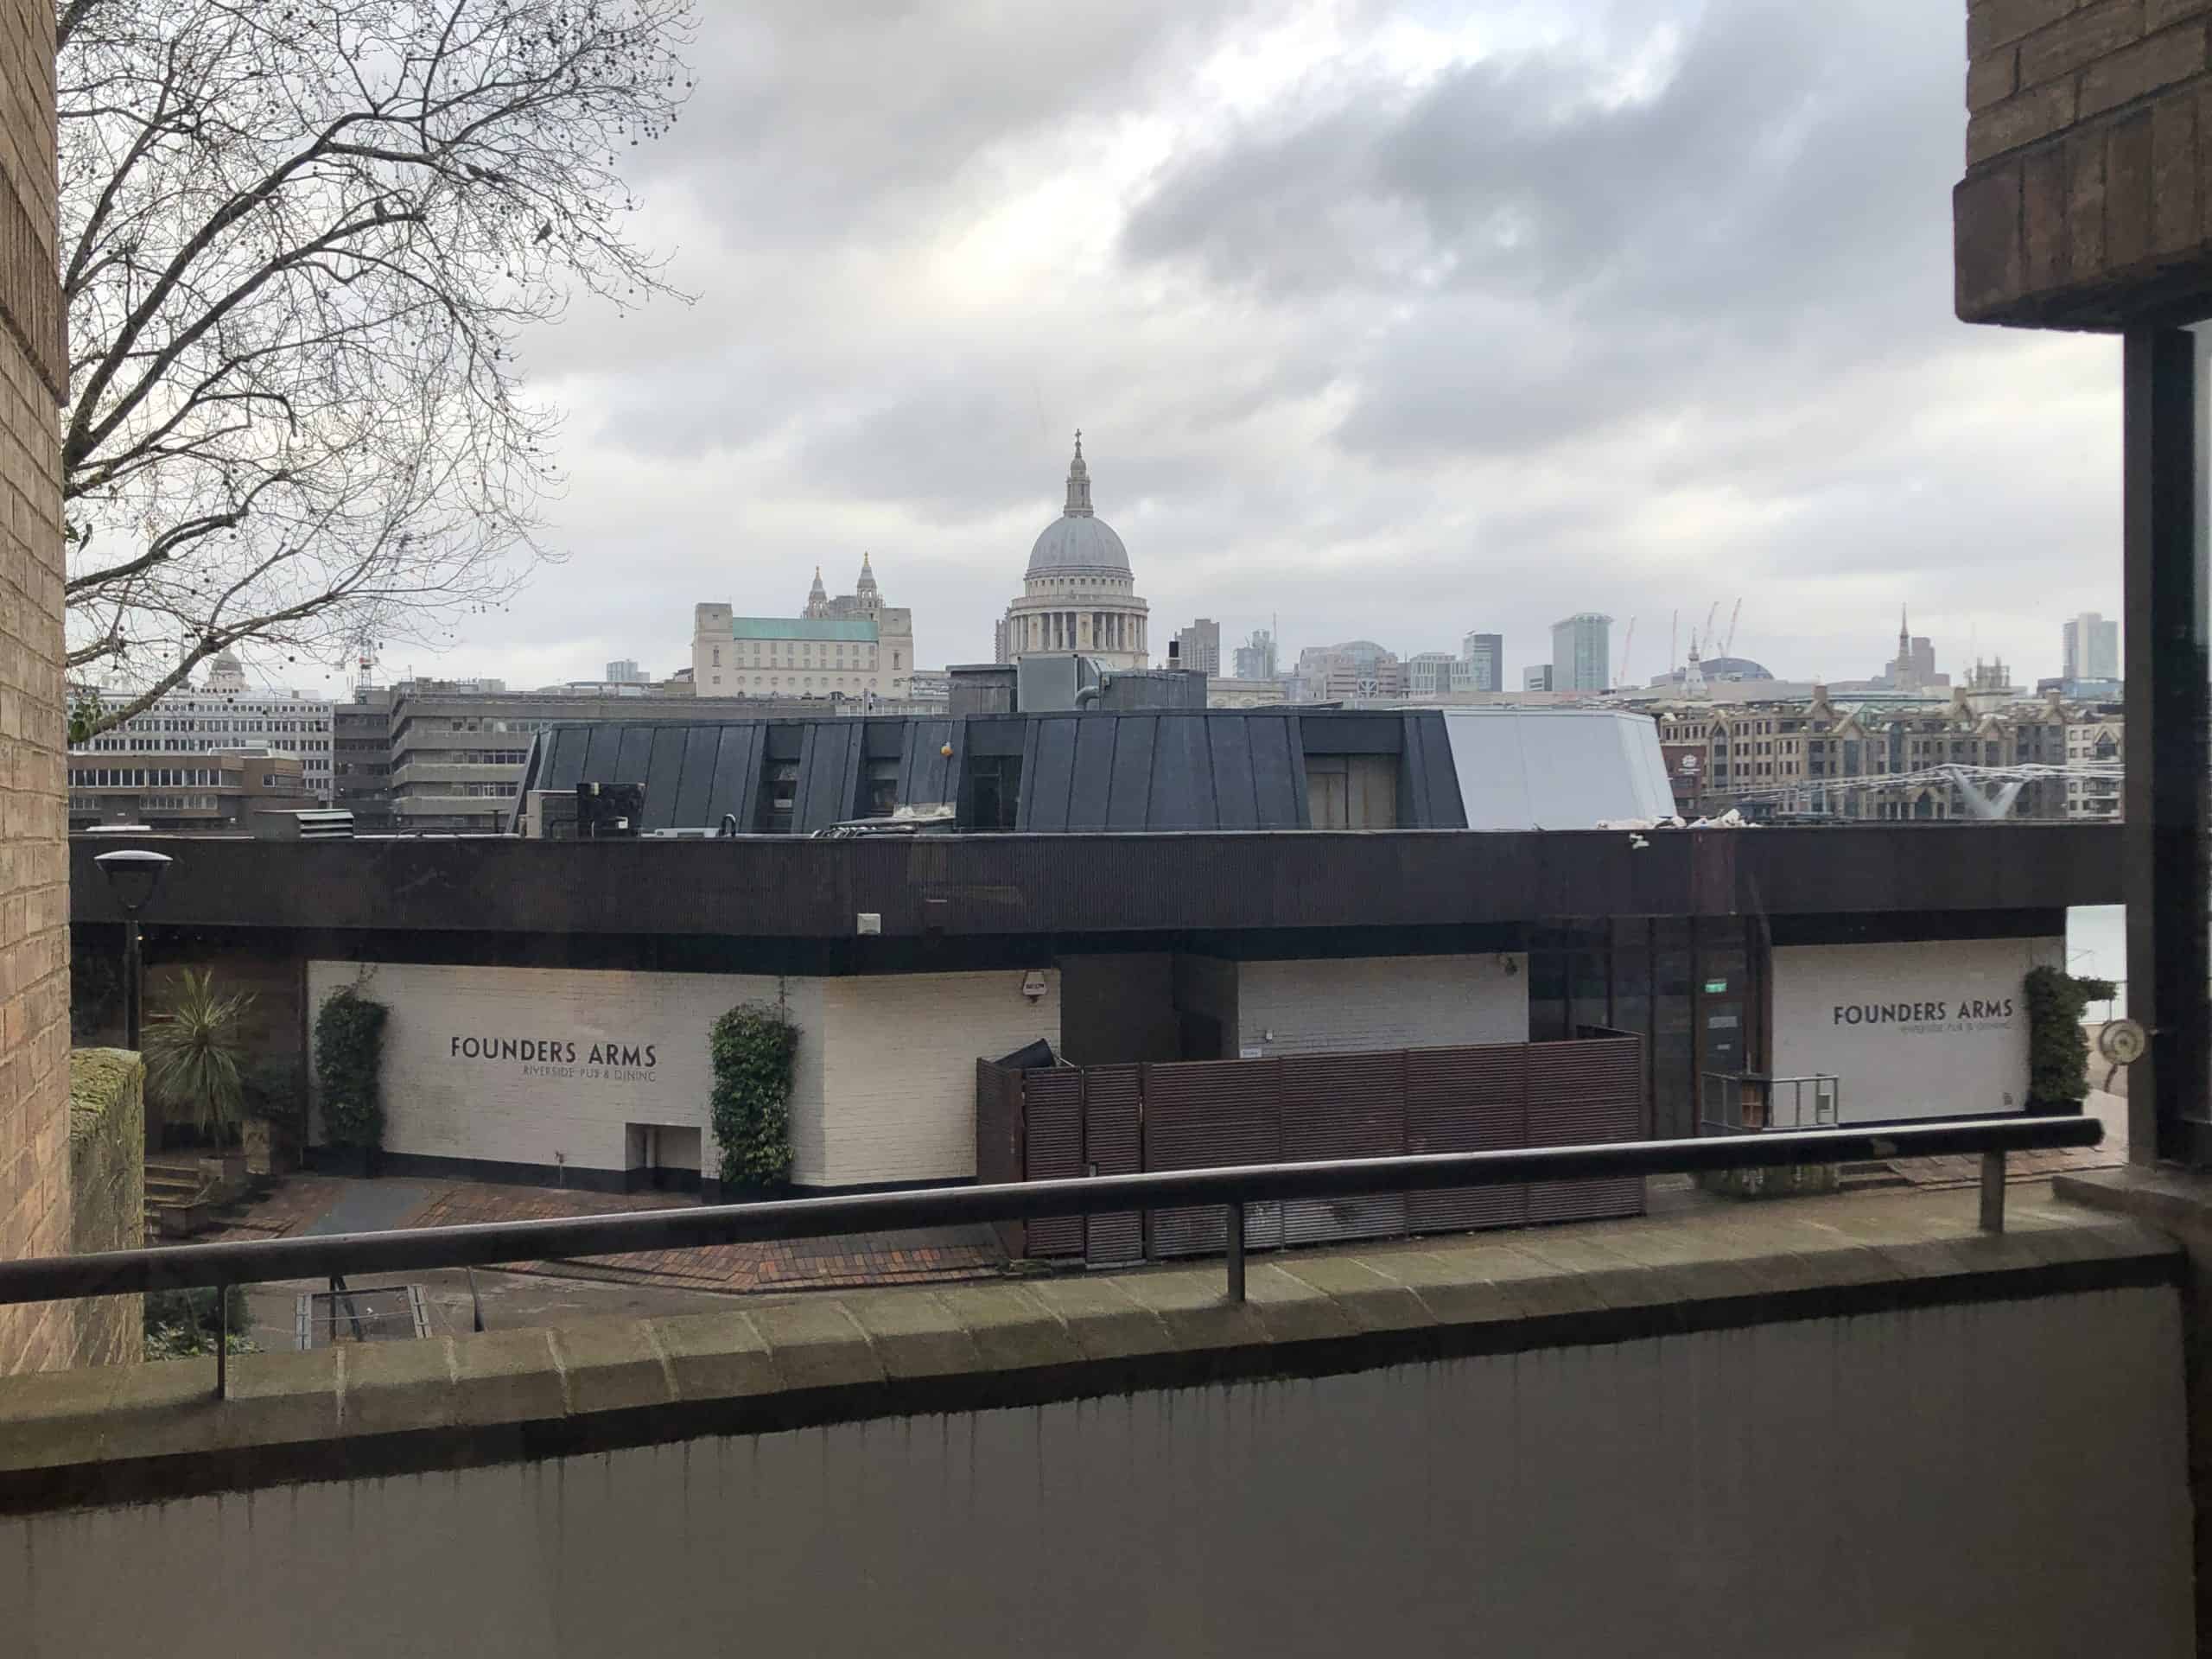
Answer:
top-left (1550, 613), bottom-right (1613, 692)
top-left (1174, 618), bottom-right (1222, 677)
top-left (1232, 628), bottom-right (1278, 682)
top-left (2063, 613), bottom-right (2120, 683)
top-left (605, 658), bottom-right (647, 684)
top-left (1462, 632), bottom-right (1503, 693)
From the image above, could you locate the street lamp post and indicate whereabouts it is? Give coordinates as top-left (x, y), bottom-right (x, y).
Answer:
top-left (93, 849), bottom-right (172, 1050)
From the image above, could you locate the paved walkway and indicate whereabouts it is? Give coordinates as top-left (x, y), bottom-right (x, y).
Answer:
top-left (1879, 1090), bottom-right (2129, 1191)
top-left (198, 1175), bottom-right (1006, 1294)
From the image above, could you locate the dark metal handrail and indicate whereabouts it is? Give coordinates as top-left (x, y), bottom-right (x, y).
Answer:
top-left (0, 1117), bottom-right (2099, 1315)
top-left (10, 1116), bottom-right (2108, 1397)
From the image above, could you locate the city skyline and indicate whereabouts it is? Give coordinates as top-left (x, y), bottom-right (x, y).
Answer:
top-left (251, 1), bottom-right (2120, 705)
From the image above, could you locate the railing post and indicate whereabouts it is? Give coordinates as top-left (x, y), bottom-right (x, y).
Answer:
top-left (1980, 1150), bottom-right (2006, 1233)
top-left (1224, 1202), bottom-right (1246, 1303)
top-left (214, 1281), bottom-right (229, 1401)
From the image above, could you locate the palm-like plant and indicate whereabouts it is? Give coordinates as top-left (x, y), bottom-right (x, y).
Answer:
top-left (143, 969), bottom-right (257, 1145)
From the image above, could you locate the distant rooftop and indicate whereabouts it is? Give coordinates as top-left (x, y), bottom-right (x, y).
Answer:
top-left (727, 617), bottom-right (879, 642)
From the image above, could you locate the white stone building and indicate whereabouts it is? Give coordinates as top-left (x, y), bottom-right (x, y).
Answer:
top-left (691, 556), bottom-right (915, 702)
top-left (995, 435), bottom-right (1149, 669)
top-left (73, 651), bottom-right (334, 801)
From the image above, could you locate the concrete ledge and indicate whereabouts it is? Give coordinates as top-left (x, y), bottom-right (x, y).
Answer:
top-left (0, 1190), bottom-right (2179, 1516)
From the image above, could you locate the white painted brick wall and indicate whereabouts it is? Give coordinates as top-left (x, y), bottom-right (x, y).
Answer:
top-left (1236, 956), bottom-right (1528, 1057)
top-left (1772, 937), bottom-right (2064, 1123)
top-left (817, 970), bottom-right (1062, 1187)
top-left (307, 962), bottom-right (795, 1176)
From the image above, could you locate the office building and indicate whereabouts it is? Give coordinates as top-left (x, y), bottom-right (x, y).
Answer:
top-left (1295, 641), bottom-right (1404, 701)
top-left (1463, 632), bottom-right (1503, 693)
top-left (1232, 628), bottom-right (1278, 682)
top-left (1550, 613), bottom-right (1613, 693)
top-left (67, 747), bottom-right (308, 832)
top-left (1523, 664), bottom-right (1554, 692)
top-left (71, 652), bottom-right (334, 801)
top-left (1174, 618), bottom-right (1222, 677)
top-left (2063, 613), bottom-right (2119, 683)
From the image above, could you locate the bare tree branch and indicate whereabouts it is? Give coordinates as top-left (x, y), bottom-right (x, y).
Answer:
top-left (60, 0), bottom-right (696, 736)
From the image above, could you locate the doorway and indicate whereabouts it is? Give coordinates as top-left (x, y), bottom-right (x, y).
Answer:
top-left (624, 1123), bottom-right (703, 1193)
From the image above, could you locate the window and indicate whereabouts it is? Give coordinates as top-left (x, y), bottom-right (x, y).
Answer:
top-left (966, 754), bottom-right (1022, 831)
top-left (864, 758), bottom-right (899, 817)
top-left (754, 759), bottom-right (800, 833)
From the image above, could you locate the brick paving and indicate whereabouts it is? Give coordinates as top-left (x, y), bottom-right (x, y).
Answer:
top-left (186, 1175), bottom-right (1007, 1294)
top-left (1880, 1090), bottom-right (2130, 1192)
top-left (195, 1177), bottom-right (348, 1243)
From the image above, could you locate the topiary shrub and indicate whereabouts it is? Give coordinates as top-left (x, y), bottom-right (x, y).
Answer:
top-left (2024, 964), bottom-right (2120, 1109)
top-left (709, 1002), bottom-right (798, 1190)
top-left (315, 984), bottom-right (390, 1150)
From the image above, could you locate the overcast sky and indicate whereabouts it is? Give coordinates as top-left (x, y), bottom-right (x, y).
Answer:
top-left (393, 0), bottom-right (2120, 695)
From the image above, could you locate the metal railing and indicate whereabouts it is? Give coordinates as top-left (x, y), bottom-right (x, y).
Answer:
top-left (0, 1116), bottom-right (2103, 1397)
top-left (1701, 1071), bottom-right (1842, 1134)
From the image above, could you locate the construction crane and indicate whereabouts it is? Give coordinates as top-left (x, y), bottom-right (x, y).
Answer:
top-left (1700, 602), bottom-right (1719, 659)
top-left (1720, 599), bottom-right (1743, 658)
top-left (1616, 618), bottom-right (1636, 689)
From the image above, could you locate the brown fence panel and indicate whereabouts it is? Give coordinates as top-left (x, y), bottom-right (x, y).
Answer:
top-left (973, 1059), bottom-right (1027, 1256)
top-left (1405, 1043), bottom-right (1529, 1235)
top-left (1022, 1067), bottom-right (1085, 1256)
top-left (1280, 1051), bottom-right (1408, 1245)
top-left (1526, 1037), bottom-right (1648, 1224)
top-left (1142, 1058), bottom-right (1284, 1257)
top-left (1083, 1065), bottom-right (1144, 1265)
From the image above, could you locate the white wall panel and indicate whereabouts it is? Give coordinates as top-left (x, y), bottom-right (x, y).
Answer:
top-left (1770, 936), bottom-right (2065, 1122)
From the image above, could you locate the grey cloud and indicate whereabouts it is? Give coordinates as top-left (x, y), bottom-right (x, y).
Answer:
top-left (415, 1), bottom-right (2121, 697)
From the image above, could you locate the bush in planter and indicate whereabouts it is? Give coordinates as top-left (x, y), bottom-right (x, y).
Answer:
top-left (710, 1002), bottom-right (798, 1191)
top-left (315, 985), bottom-right (389, 1157)
top-left (238, 1058), bottom-right (298, 1175)
top-left (143, 969), bottom-right (254, 1148)
top-left (2024, 965), bottom-right (2120, 1109)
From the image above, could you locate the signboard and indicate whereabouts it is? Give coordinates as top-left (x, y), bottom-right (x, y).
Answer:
top-left (1768, 937), bottom-right (2063, 1123)
top-left (307, 961), bottom-right (787, 1176)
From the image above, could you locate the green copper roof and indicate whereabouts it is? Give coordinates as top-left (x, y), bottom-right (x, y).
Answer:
top-left (725, 617), bottom-right (879, 642)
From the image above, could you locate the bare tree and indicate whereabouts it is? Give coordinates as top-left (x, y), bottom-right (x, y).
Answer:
top-left (58, 0), bottom-right (696, 732)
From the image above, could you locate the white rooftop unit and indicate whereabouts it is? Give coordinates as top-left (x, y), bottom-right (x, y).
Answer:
top-left (1440, 708), bottom-right (1677, 830)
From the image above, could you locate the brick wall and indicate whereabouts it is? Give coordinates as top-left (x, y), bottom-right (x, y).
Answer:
top-left (1958, 0), bottom-right (2212, 325)
top-left (1236, 955), bottom-right (1529, 1058)
top-left (816, 970), bottom-right (1061, 1187)
top-left (0, 0), bottom-right (66, 1378)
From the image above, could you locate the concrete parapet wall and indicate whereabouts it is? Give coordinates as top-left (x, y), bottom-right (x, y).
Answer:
top-left (0, 1192), bottom-right (2190, 1655)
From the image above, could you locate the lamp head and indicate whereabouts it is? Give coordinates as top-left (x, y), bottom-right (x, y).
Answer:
top-left (94, 849), bottom-right (172, 916)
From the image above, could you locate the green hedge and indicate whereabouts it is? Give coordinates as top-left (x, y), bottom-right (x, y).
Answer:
top-left (2024, 964), bottom-right (2119, 1108)
top-left (709, 1002), bottom-right (798, 1189)
top-left (315, 985), bottom-right (389, 1150)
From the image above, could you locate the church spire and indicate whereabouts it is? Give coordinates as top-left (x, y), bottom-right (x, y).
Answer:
top-left (1064, 429), bottom-right (1093, 518)
top-left (804, 565), bottom-right (830, 620)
